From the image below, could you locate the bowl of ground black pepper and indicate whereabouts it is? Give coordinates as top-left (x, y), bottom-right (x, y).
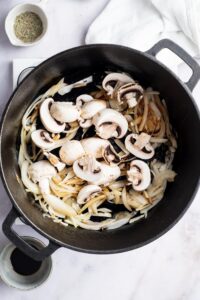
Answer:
top-left (5, 2), bottom-right (48, 46)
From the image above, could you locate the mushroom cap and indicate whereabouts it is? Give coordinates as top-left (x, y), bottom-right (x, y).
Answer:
top-left (59, 140), bottom-right (85, 165)
top-left (79, 118), bottom-right (93, 128)
top-left (102, 72), bottom-right (134, 95)
top-left (81, 100), bottom-right (107, 119)
top-left (28, 160), bottom-right (57, 183)
top-left (117, 83), bottom-right (143, 108)
top-left (76, 94), bottom-right (93, 110)
top-left (125, 133), bottom-right (155, 160)
top-left (31, 129), bottom-right (55, 150)
top-left (73, 155), bottom-right (103, 183)
top-left (73, 155), bottom-right (120, 185)
top-left (102, 144), bottom-right (121, 165)
top-left (21, 160), bottom-right (40, 194)
top-left (81, 137), bottom-right (110, 158)
top-left (94, 163), bottom-right (121, 185)
top-left (92, 108), bottom-right (128, 139)
top-left (77, 184), bottom-right (102, 205)
top-left (40, 98), bottom-right (65, 133)
top-left (127, 159), bottom-right (151, 191)
top-left (50, 102), bottom-right (79, 123)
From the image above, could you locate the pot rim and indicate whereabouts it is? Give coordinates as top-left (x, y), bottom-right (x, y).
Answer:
top-left (0, 43), bottom-right (200, 254)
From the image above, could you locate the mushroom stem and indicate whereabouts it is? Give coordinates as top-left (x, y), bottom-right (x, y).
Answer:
top-left (59, 140), bottom-right (85, 165)
top-left (127, 160), bottom-right (151, 191)
top-left (77, 184), bottom-right (102, 205)
top-left (44, 152), bottom-right (66, 171)
top-left (92, 108), bottom-right (128, 139)
top-left (125, 133), bottom-right (155, 160)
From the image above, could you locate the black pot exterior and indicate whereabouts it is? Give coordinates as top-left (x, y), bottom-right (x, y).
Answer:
top-left (1, 41), bottom-right (200, 259)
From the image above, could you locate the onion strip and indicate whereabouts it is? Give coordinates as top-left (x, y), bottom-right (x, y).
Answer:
top-left (18, 72), bottom-right (177, 231)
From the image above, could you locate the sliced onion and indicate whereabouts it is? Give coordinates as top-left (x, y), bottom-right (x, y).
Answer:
top-left (75, 218), bottom-right (114, 230)
top-left (129, 214), bottom-right (144, 224)
top-left (106, 212), bottom-right (133, 230)
top-left (149, 101), bottom-right (161, 118)
top-left (44, 194), bottom-right (77, 217)
top-left (121, 187), bottom-right (132, 211)
top-left (18, 145), bottom-right (25, 169)
top-left (139, 94), bottom-right (148, 131)
top-left (58, 76), bottom-right (93, 96)
top-left (21, 160), bottom-right (40, 194)
top-left (150, 137), bottom-right (168, 143)
top-left (42, 78), bottom-right (65, 98)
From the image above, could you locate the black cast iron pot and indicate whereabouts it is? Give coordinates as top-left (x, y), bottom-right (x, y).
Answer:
top-left (1, 39), bottom-right (200, 261)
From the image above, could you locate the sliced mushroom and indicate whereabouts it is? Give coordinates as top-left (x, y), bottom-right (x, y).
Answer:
top-left (59, 140), bottom-right (85, 165)
top-left (76, 94), bottom-right (94, 128)
top-left (50, 102), bottom-right (79, 123)
top-left (121, 153), bottom-right (135, 163)
top-left (44, 152), bottom-right (66, 171)
top-left (79, 118), bottom-right (93, 128)
top-left (127, 160), bottom-right (151, 191)
top-left (21, 160), bottom-right (40, 194)
top-left (116, 83), bottom-right (143, 108)
top-left (77, 184), bottom-right (102, 205)
top-left (24, 159), bottom-right (76, 218)
top-left (108, 81), bottom-right (127, 112)
top-left (77, 97), bottom-right (107, 129)
top-left (28, 160), bottom-right (57, 183)
top-left (94, 162), bottom-right (121, 185)
top-left (73, 154), bottom-right (103, 183)
top-left (81, 137), bottom-right (109, 158)
top-left (81, 100), bottom-right (107, 119)
top-left (102, 72), bottom-right (134, 96)
top-left (125, 133), bottom-right (155, 159)
top-left (40, 98), bottom-right (65, 133)
top-left (102, 144), bottom-right (121, 165)
top-left (92, 108), bottom-right (128, 139)
top-left (31, 129), bottom-right (69, 151)
top-left (58, 75), bottom-right (93, 96)
top-left (31, 129), bottom-right (55, 149)
top-left (76, 94), bottom-right (94, 110)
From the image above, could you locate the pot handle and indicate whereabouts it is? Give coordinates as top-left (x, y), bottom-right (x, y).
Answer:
top-left (2, 207), bottom-right (60, 261)
top-left (146, 39), bottom-right (200, 91)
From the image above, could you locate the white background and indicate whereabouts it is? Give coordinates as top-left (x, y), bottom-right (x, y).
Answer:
top-left (0, 1), bottom-right (200, 299)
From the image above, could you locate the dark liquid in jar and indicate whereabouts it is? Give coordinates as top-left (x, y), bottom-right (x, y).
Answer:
top-left (10, 244), bottom-right (42, 276)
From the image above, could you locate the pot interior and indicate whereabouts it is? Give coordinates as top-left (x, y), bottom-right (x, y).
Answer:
top-left (1, 45), bottom-right (200, 253)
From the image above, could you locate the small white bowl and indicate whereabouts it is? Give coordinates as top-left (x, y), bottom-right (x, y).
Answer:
top-left (0, 236), bottom-right (52, 290)
top-left (5, 2), bottom-right (48, 47)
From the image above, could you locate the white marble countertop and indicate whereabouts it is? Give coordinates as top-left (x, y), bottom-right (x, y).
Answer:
top-left (0, 0), bottom-right (200, 299)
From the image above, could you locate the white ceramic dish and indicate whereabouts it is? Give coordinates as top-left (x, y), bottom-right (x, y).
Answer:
top-left (0, 236), bottom-right (52, 290)
top-left (5, 1), bottom-right (48, 47)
